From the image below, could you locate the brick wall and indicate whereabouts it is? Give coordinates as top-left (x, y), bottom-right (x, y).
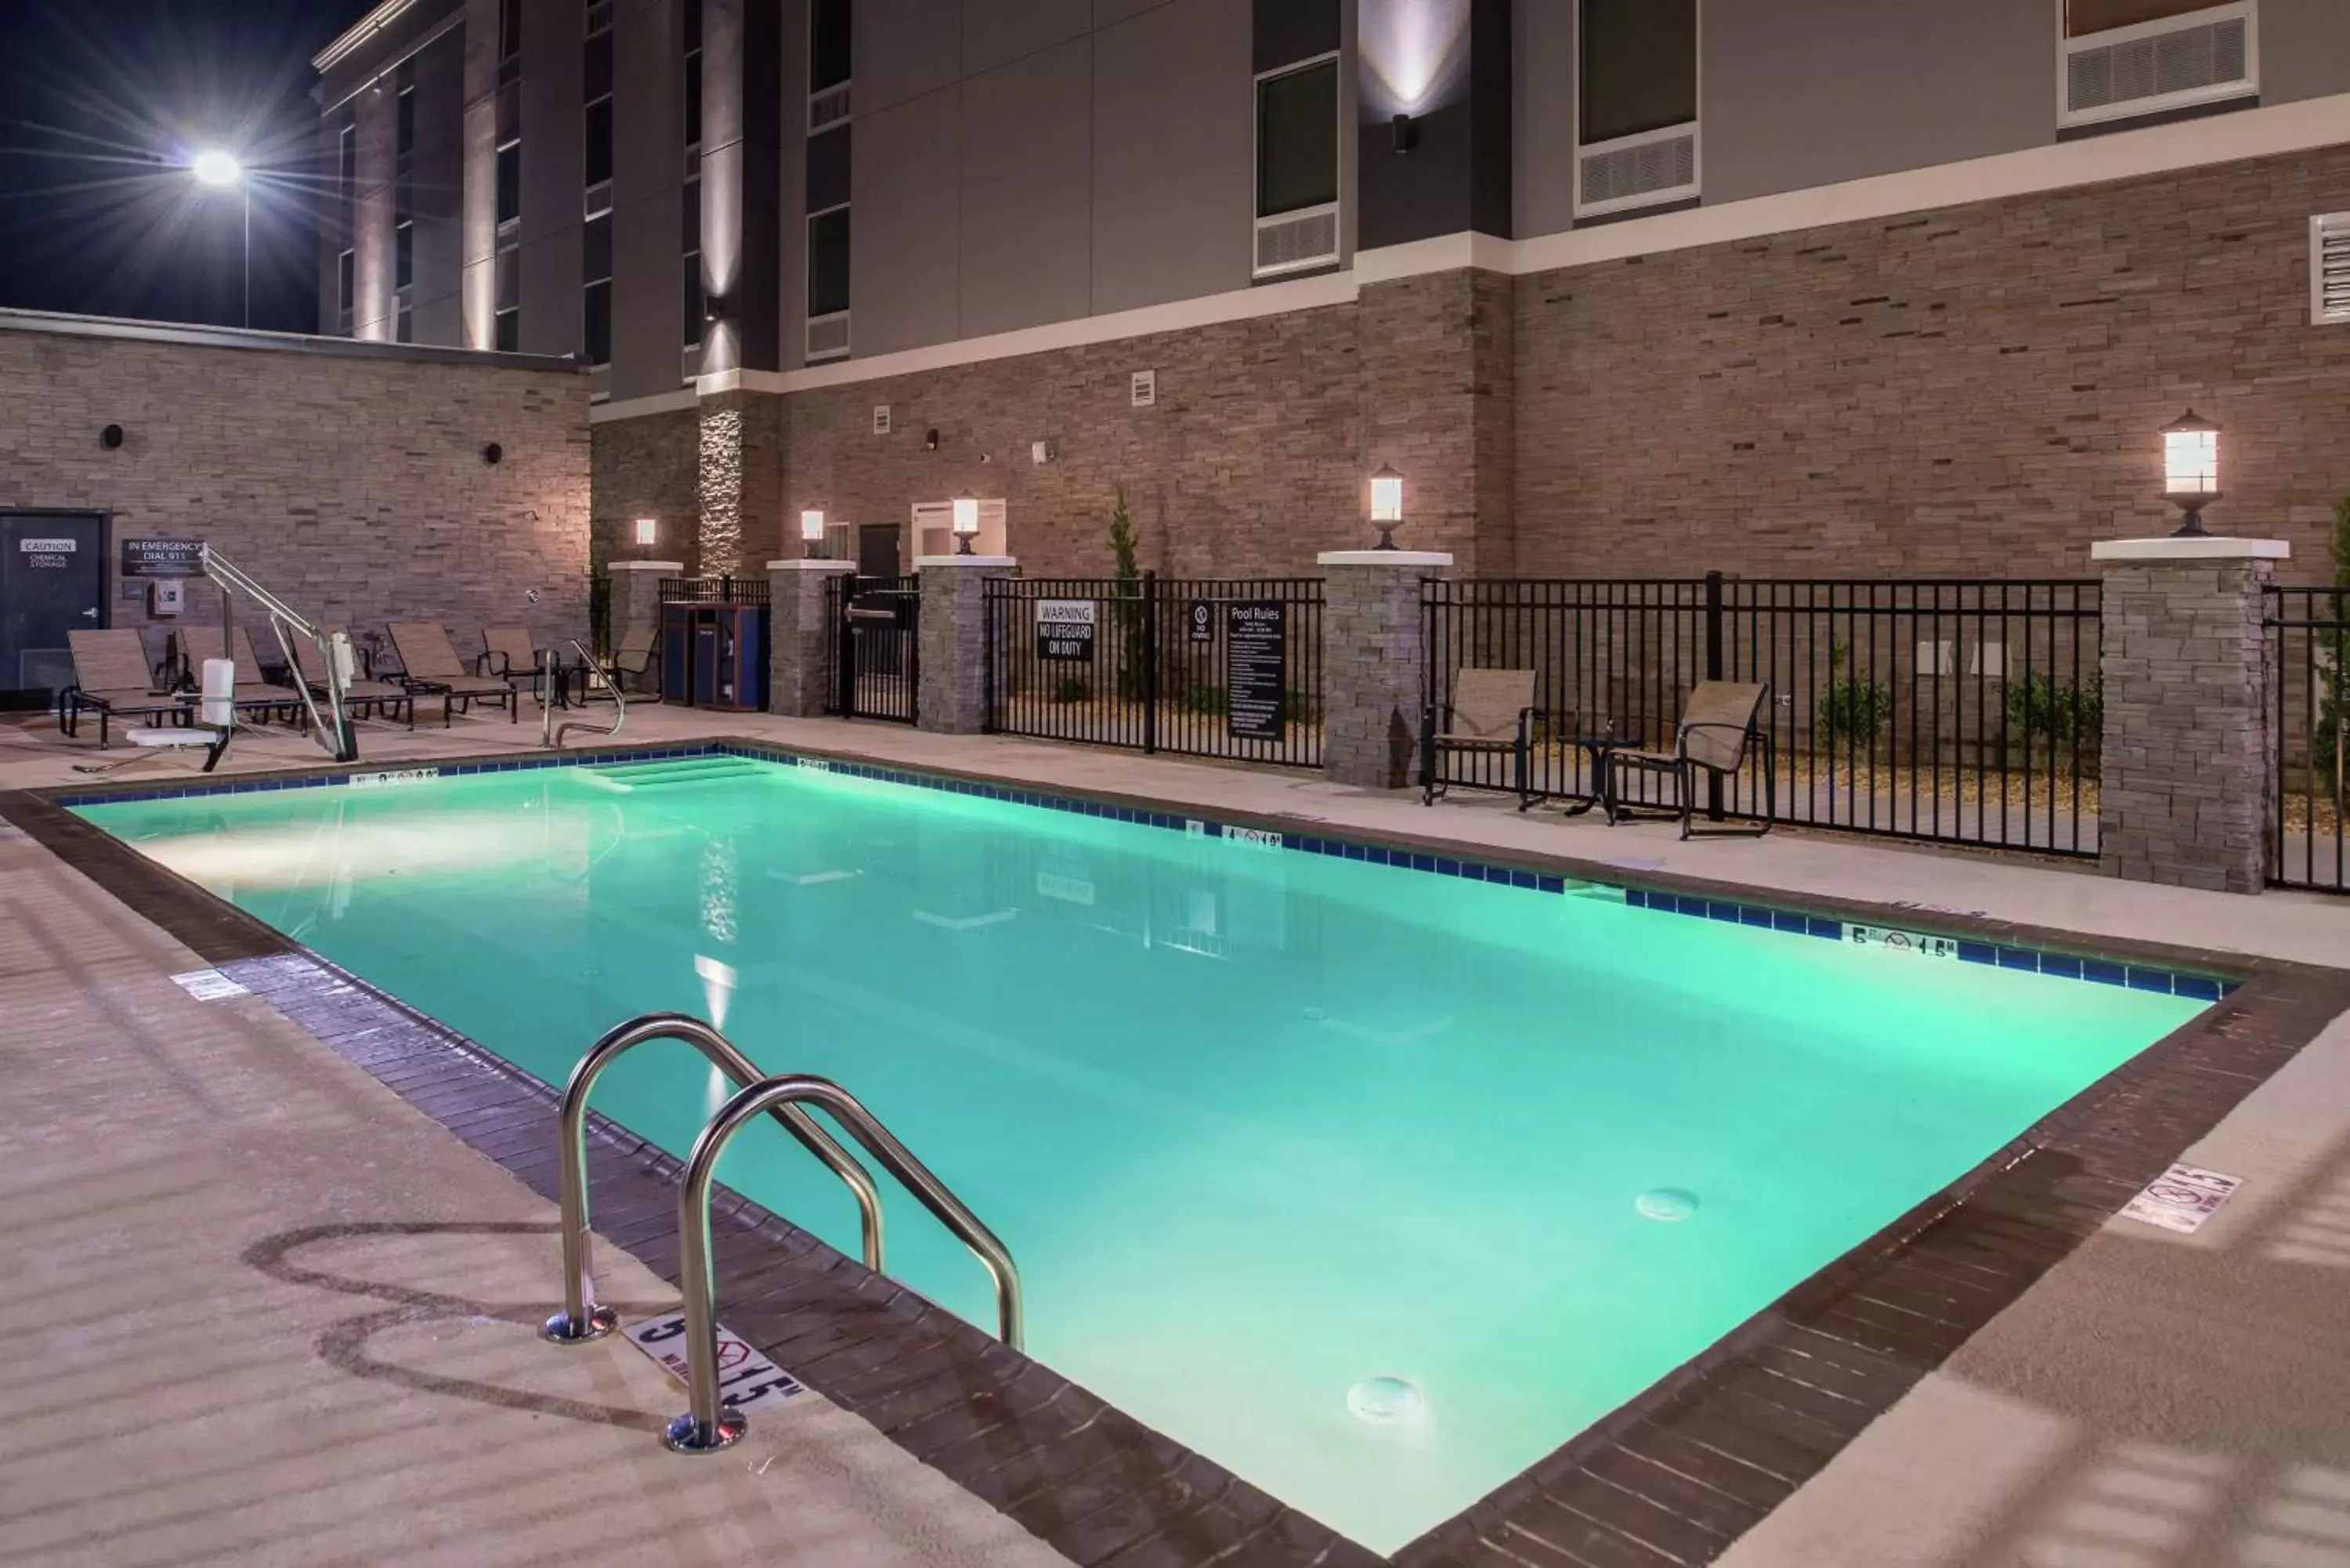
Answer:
top-left (591, 139), bottom-right (2350, 584)
top-left (0, 323), bottom-right (591, 665)
top-left (591, 406), bottom-right (699, 572)
top-left (1516, 143), bottom-right (2350, 583)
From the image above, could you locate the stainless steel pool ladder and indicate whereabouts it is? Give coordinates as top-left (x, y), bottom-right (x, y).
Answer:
top-left (663, 1071), bottom-right (1023, 1454)
top-left (543, 1013), bottom-right (1023, 1457)
top-left (544, 640), bottom-right (627, 749)
top-left (542, 1012), bottom-right (881, 1344)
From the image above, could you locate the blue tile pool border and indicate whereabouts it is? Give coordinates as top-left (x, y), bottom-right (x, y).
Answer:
top-left (51, 735), bottom-right (2243, 1002)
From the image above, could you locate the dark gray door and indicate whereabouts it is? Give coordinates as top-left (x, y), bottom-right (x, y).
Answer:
top-left (856, 523), bottom-right (900, 579)
top-left (0, 511), bottom-right (107, 710)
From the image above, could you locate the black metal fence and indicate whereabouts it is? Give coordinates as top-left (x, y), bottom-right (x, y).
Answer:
top-left (822, 573), bottom-right (919, 723)
top-left (660, 576), bottom-right (771, 605)
top-left (1423, 576), bottom-right (2103, 855)
top-left (587, 573), bottom-right (613, 656)
top-left (2267, 585), bottom-right (2348, 893)
top-left (984, 574), bottom-right (1324, 768)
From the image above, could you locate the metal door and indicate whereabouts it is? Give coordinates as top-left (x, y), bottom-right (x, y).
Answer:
top-left (0, 511), bottom-right (107, 710)
top-left (856, 523), bottom-right (900, 579)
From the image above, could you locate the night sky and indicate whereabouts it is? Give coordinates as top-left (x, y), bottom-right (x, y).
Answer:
top-left (0, 0), bottom-right (371, 334)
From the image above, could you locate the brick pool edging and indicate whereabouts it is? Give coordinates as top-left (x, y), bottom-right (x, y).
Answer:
top-left (9, 742), bottom-right (2348, 1568)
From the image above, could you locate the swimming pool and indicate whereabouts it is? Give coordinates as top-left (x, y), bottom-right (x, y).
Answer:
top-left (77, 751), bottom-right (2211, 1552)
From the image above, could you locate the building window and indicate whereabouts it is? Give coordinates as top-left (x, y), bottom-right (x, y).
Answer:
top-left (682, 179), bottom-right (704, 351)
top-left (810, 0), bottom-right (851, 92)
top-left (395, 220), bottom-right (414, 290)
top-left (683, 2), bottom-right (703, 157)
top-left (584, 280), bottom-right (612, 369)
top-left (494, 244), bottom-right (519, 352)
top-left (1574, 0), bottom-right (1700, 218)
top-left (396, 306), bottom-right (414, 344)
top-left (396, 86), bottom-right (415, 161)
top-left (808, 206), bottom-right (850, 317)
top-left (499, 0), bottom-right (522, 61)
top-left (338, 121), bottom-right (357, 217)
top-left (2060, 0), bottom-right (2255, 129)
top-left (496, 141), bottom-right (521, 227)
top-left (1250, 56), bottom-right (1339, 279)
top-left (584, 99), bottom-right (613, 193)
top-left (337, 248), bottom-right (356, 329)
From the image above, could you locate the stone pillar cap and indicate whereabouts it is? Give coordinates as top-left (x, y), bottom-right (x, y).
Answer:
top-left (1317, 550), bottom-right (1455, 566)
top-left (2090, 537), bottom-right (2290, 562)
top-left (766, 558), bottom-right (857, 571)
top-left (608, 559), bottom-right (685, 572)
top-left (916, 555), bottom-right (1018, 567)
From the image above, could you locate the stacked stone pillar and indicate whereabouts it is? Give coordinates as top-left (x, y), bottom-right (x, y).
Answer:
top-left (766, 558), bottom-right (854, 717)
top-left (2092, 535), bottom-right (2287, 894)
top-left (916, 555), bottom-right (1018, 734)
top-left (1318, 551), bottom-right (1452, 789)
top-left (606, 560), bottom-right (679, 640)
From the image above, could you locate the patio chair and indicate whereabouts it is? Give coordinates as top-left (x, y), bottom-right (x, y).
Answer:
top-left (59, 629), bottom-right (189, 748)
top-left (599, 620), bottom-right (661, 700)
top-left (288, 626), bottom-right (417, 729)
top-left (385, 621), bottom-right (521, 724)
top-left (478, 625), bottom-right (540, 680)
top-left (1420, 668), bottom-right (1540, 811)
top-left (1603, 681), bottom-right (1775, 840)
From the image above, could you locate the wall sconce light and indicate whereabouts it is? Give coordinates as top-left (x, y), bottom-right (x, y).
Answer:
top-left (1032, 439), bottom-right (1055, 464)
top-left (1368, 464), bottom-right (1405, 550)
top-left (801, 508), bottom-right (826, 559)
top-left (703, 294), bottom-right (726, 323)
top-left (924, 428), bottom-right (940, 451)
top-left (100, 424), bottom-right (125, 450)
top-left (952, 493), bottom-right (980, 555)
top-left (2161, 409), bottom-right (2222, 537)
top-left (1391, 113), bottom-right (1416, 154)
top-left (633, 516), bottom-right (658, 547)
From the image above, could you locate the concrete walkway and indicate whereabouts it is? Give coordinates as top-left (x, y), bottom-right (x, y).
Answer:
top-left (5, 700), bottom-right (2350, 1566)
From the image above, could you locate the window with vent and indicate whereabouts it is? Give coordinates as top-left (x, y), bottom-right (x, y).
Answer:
top-left (337, 248), bottom-right (355, 328)
top-left (494, 244), bottom-right (519, 352)
top-left (395, 220), bottom-right (414, 291)
top-left (496, 140), bottom-right (520, 228)
top-left (1251, 56), bottom-right (1339, 280)
top-left (808, 204), bottom-right (851, 360)
top-left (396, 86), bottom-right (415, 161)
top-left (2059, 0), bottom-right (2255, 129)
top-left (2314, 214), bottom-right (2350, 326)
top-left (1576, 0), bottom-right (1699, 219)
top-left (811, 0), bottom-right (851, 94)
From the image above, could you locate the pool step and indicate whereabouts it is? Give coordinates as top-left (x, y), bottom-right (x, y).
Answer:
top-left (574, 757), bottom-right (768, 793)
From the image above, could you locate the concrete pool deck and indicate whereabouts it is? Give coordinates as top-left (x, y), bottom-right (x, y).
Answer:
top-left (5, 699), bottom-right (2349, 1566)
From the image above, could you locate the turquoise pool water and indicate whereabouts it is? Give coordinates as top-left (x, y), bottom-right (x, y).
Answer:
top-left (78, 756), bottom-right (2206, 1552)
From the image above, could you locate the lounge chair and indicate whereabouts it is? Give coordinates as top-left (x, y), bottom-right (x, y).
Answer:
top-left (287, 626), bottom-right (416, 729)
top-left (385, 621), bottom-right (520, 724)
top-left (59, 629), bottom-right (188, 747)
top-left (599, 620), bottom-right (660, 700)
top-left (1421, 667), bottom-right (1540, 810)
top-left (1603, 681), bottom-right (1775, 840)
top-left (70, 659), bottom-right (237, 777)
top-left (222, 625), bottom-right (315, 726)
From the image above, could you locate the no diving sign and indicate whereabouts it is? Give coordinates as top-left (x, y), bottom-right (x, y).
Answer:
top-left (624, 1310), bottom-right (809, 1414)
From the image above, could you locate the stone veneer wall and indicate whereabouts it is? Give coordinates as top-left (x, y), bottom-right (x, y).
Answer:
top-left (1, 326), bottom-right (592, 663)
top-left (590, 406), bottom-right (700, 573)
top-left (1514, 141), bottom-right (2350, 583)
top-left (591, 139), bottom-right (2350, 584)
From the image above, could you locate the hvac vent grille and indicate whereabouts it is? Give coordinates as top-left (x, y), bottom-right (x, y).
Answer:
top-left (2315, 214), bottom-right (2350, 326)
top-left (2066, 15), bottom-right (2250, 118)
top-left (1253, 206), bottom-right (1339, 279)
top-left (810, 84), bottom-right (851, 131)
top-left (806, 311), bottom-right (850, 362)
top-left (1578, 133), bottom-right (1697, 213)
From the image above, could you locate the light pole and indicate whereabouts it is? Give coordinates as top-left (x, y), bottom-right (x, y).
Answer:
top-left (191, 150), bottom-right (249, 329)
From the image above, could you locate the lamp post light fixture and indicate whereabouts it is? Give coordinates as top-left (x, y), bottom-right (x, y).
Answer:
top-left (190, 149), bottom-right (251, 330)
top-left (632, 516), bottom-right (658, 547)
top-left (1368, 464), bottom-right (1405, 550)
top-left (2161, 409), bottom-right (2222, 537)
top-left (951, 494), bottom-right (980, 555)
top-left (800, 508), bottom-right (826, 559)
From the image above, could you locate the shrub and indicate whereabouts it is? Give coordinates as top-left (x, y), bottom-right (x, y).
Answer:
top-left (1180, 683), bottom-right (1227, 714)
top-left (1820, 642), bottom-right (1892, 749)
top-left (1050, 674), bottom-right (1091, 704)
top-left (2005, 673), bottom-right (2102, 750)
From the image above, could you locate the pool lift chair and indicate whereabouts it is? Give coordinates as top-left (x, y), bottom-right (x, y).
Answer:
top-left (198, 545), bottom-right (363, 764)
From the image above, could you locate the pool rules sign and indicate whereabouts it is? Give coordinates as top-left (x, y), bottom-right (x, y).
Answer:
top-left (1036, 599), bottom-right (1097, 661)
top-left (1225, 602), bottom-right (1285, 741)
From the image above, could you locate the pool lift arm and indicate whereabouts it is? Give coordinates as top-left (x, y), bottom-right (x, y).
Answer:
top-left (197, 544), bottom-right (360, 764)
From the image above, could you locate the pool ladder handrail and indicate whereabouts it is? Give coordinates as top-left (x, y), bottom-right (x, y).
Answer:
top-left (546, 640), bottom-right (626, 750)
top-left (665, 1071), bottom-right (1023, 1454)
top-left (542, 1012), bottom-right (884, 1344)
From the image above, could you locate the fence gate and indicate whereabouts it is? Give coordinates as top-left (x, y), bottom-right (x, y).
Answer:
top-left (822, 573), bottom-right (919, 723)
top-left (984, 574), bottom-right (1323, 768)
top-left (1422, 575), bottom-right (2104, 857)
top-left (2267, 585), bottom-right (2348, 892)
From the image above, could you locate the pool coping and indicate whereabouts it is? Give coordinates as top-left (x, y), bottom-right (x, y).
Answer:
top-left (9, 736), bottom-right (2349, 1568)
